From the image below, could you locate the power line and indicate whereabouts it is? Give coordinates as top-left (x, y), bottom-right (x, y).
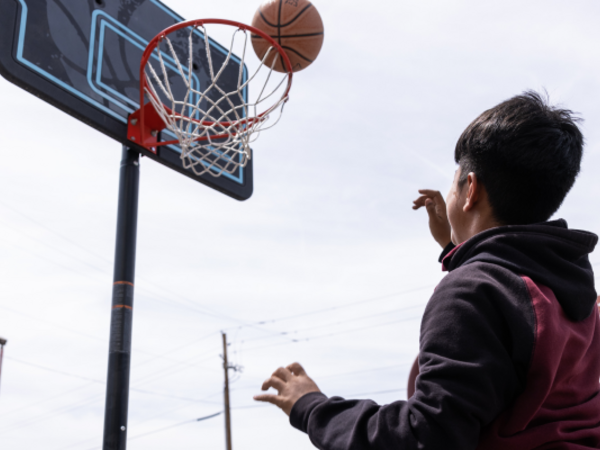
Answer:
top-left (0, 381), bottom-right (96, 418)
top-left (240, 313), bottom-right (424, 354)
top-left (5, 310), bottom-right (420, 408)
top-left (54, 392), bottom-right (226, 450)
top-left (0, 310), bottom-right (225, 394)
top-left (130, 347), bottom-right (222, 387)
top-left (128, 312), bottom-right (422, 388)
top-left (59, 411), bottom-right (223, 450)
top-left (1, 214), bottom-right (303, 346)
top-left (130, 386), bottom-right (222, 405)
top-left (8, 392), bottom-right (211, 437)
top-left (1, 239), bottom-right (108, 287)
top-left (0, 226), bottom-right (258, 334)
top-left (129, 311), bottom-right (424, 387)
top-left (129, 391), bottom-right (223, 429)
top-left (243, 362), bottom-right (412, 385)
top-left (0, 392), bottom-right (104, 433)
top-left (0, 200), bottom-right (114, 265)
top-left (131, 331), bottom-right (222, 372)
top-left (237, 302), bottom-right (426, 345)
top-left (1, 283), bottom-right (425, 432)
top-left (5, 356), bottom-right (105, 384)
top-left (237, 284), bottom-right (434, 328)
top-left (4, 355), bottom-right (222, 409)
top-left (129, 411), bottom-right (222, 441)
top-left (225, 362), bottom-right (413, 395)
top-left (0, 201), bottom-right (303, 341)
top-left (14, 346), bottom-right (415, 442)
top-left (0, 305), bottom-right (106, 342)
top-left (318, 362), bottom-right (412, 380)
top-left (7, 354), bottom-right (223, 403)
top-left (0, 217), bottom-right (112, 276)
top-left (0, 303), bottom-right (224, 375)
top-left (0, 236), bottom-right (302, 348)
top-left (80, 412), bottom-right (223, 450)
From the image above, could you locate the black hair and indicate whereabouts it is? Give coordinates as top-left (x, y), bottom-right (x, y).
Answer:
top-left (455, 90), bottom-right (584, 225)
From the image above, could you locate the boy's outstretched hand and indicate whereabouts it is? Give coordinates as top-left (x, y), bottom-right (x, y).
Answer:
top-left (413, 189), bottom-right (452, 248)
top-left (253, 363), bottom-right (321, 416)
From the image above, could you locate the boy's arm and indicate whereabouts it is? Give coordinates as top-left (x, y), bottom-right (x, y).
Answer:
top-left (412, 189), bottom-right (452, 248)
top-left (412, 189), bottom-right (456, 261)
top-left (259, 266), bottom-right (524, 450)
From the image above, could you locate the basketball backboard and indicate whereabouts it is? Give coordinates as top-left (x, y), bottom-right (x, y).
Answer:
top-left (0, 0), bottom-right (253, 200)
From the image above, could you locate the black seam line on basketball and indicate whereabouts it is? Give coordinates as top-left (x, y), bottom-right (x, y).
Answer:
top-left (256, 3), bottom-right (316, 36)
top-left (278, 0), bottom-right (283, 45)
top-left (258, 10), bottom-right (278, 28)
top-left (281, 46), bottom-right (314, 63)
top-left (280, 3), bottom-right (314, 27)
top-left (251, 32), bottom-right (324, 39)
top-left (277, 0), bottom-right (283, 68)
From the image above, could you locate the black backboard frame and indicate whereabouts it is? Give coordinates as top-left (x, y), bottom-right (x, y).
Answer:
top-left (0, 0), bottom-right (253, 200)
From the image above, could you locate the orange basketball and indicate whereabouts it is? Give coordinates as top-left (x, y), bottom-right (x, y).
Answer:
top-left (251, 0), bottom-right (324, 73)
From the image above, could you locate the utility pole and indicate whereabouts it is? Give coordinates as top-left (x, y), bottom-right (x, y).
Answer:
top-left (222, 332), bottom-right (233, 450)
top-left (0, 337), bottom-right (7, 397)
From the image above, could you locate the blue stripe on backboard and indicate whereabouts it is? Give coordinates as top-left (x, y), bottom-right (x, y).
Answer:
top-left (88, 10), bottom-right (201, 111)
top-left (17, 0), bottom-right (127, 123)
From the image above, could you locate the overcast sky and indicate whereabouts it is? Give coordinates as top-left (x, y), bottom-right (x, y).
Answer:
top-left (1, 0), bottom-right (599, 449)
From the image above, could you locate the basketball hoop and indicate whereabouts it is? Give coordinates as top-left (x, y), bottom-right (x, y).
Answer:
top-left (128, 19), bottom-right (293, 177)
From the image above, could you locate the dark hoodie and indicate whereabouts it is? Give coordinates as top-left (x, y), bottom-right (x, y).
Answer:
top-left (290, 220), bottom-right (600, 450)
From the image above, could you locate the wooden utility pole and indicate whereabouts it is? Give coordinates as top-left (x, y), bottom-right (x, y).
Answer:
top-left (0, 337), bottom-right (7, 398)
top-left (222, 332), bottom-right (232, 450)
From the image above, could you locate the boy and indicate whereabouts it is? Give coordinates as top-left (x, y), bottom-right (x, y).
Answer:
top-left (254, 92), bottom-right (600, 449)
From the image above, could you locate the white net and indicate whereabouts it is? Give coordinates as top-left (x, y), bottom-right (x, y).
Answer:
top-left (143, 23), bottom-right (291, 177)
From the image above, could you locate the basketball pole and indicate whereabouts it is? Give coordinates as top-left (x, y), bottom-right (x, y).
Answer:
top-left (102, 146), bottom-right (140, 450)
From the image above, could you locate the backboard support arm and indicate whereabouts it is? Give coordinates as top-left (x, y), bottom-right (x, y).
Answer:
top-left (103, 147), bottom-right (140, 450)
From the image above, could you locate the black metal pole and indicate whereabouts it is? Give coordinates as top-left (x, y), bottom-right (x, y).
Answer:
top-left (102, 147), bottom-right (140, 450)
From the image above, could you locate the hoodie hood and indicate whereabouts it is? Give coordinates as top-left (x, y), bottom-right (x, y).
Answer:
top-left (442, 219), bottom-right (598, 321)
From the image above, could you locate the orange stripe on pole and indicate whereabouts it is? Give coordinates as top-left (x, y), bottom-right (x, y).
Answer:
top-left (113, 281), bottom-right (134, 286)
top-left (112, 305), bottom-right (133, 310)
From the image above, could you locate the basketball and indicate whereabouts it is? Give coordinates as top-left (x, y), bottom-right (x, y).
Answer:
top-left (251, 0), bottom-right (324, 73)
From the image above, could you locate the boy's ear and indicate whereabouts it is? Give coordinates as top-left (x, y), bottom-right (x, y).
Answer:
top-left (463, 172), bottom-right (480, 212)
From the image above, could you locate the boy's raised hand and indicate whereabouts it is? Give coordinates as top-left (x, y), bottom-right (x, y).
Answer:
top-left (413, 189), bottom-right (452, 248)
top-left (253, 363), bottom-right (321, 416)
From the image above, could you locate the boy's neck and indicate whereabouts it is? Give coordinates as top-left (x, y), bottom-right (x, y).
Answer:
top-left (453, 212), bottom-right (501, 244)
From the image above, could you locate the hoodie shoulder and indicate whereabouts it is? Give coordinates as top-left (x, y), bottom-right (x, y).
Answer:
top-left (442, 221), bottom-right (598, 321)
